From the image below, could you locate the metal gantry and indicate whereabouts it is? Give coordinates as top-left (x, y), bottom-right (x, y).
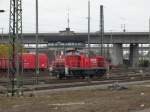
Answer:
top-left (9, 0), bottom-right (23, 96)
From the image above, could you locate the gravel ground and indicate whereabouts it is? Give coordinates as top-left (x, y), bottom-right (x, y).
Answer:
top-left (0, 82), bottom-right (150, 112)
top-left (135, 108), bottom-right (150, 112)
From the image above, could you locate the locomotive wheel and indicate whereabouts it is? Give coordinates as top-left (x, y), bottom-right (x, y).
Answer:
top-left (57, 74), bottom-right (64, 80)
top-left (89, 75), bottom-right (93, 79)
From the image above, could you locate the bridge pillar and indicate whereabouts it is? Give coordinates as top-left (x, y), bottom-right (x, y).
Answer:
top-left (129, 44), bottom-right (139, 67)
top-left (111, 43), bottom-right (123, 65)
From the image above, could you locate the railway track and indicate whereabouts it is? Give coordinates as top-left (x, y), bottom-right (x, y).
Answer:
top-left (1, 74), bottom-right (146, 94)
top-left (0, 73), bottom-right (149, 85)
top-left (0, 73), bottom-right (150, 93)
top-left (0, 68), bottom-right (150, 93)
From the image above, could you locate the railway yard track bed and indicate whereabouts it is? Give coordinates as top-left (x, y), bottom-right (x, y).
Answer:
top-left (1, 79), bottom-right (150, 112)
top-left (0, 75), bottom-right (150, 94)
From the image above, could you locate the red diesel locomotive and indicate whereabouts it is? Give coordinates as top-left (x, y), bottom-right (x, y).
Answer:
top-left (50, 52), bottom-right (109, 79)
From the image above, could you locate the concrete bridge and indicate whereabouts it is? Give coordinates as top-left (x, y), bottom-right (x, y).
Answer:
top-left (1, 32), bottom-right (150, 44)
top-left (1, 32), bottom-right (150, 67)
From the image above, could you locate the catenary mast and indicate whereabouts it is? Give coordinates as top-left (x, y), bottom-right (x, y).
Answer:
top-left (88, 0), bottom-right (90, 57)
top-left (100, 5), bottom-right (104, 56)
top-left (9, 0), bottom-right (23, 96)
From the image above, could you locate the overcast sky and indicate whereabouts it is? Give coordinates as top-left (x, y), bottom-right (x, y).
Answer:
top-left (0, 0), bottom-right (150, 33)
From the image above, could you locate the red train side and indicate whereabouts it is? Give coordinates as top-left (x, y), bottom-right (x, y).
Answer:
top-left (21, 53), bottom-right (35, 70)
top-left (0, 53), bottom-right (48, 71)
top-left (38, 53), bottom-right (49, 70)
top-left (0, 57), bottom-right (9, 70)
top-left (21, 53), bottom-right (48, 70)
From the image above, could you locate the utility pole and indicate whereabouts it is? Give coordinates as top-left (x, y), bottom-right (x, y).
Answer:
top-left (100, 5), bottom-right (104, 56)
top-left (67, 8), bottom-right (70, 29)
top-left (149, 18), bottom-right (150, 65)
top-left (88, 0), bottom-right (90, 57)
top-left (9, 0), bottom-right (23, 96)
top-left (0, 28), bottom-right (4, 42)
top-left (121, 24), bottom-right (126, 32)
top-left (110, 30), bottom-right (113, 57)
top-left (0, 10), bottom-right (5, 43)
top-left (35, 0), bottom-right (39, 85)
